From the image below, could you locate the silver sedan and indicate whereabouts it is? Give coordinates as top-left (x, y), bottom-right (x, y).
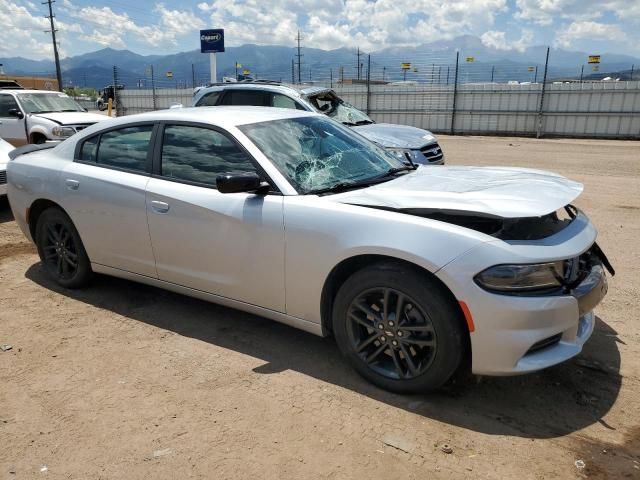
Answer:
top-left (6, 107), bottom-right (613, 392)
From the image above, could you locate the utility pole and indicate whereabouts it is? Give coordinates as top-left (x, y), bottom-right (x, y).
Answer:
top-left (356, 47), bottom-right (362, 80)
top-left (490, 65), bottom-right (495, 83)
top-left (383, 66), bottom-right (386, 81)
top-left (534, 65), bottom-right (538, 83)
top-left (43, 0), bottom-right (63, 91)
top-left (631, 64), bottom-right (634, 81)
top-left (580, 65), bottom-right (584, 82)
top-left (295, 30), bottom-right (303, 84)
top-left (191, 63), bottom-right (195, 88)
top-left (291, 59), bottom-right (294, 83)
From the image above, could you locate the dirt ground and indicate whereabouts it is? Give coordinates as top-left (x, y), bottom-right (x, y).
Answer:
top-left (1, 135), bottom-right (639, 479)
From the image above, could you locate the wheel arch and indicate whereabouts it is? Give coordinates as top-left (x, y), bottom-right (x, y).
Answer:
top-left (28, 198), bottom-right (67, 239)
top-left (320, 254), bottom-right (471, 357)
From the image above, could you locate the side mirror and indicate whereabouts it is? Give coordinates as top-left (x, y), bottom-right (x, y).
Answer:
top-left (8, 108), bottom-right (24, 119)
top-left (216, 172), bottom-right (267, 194)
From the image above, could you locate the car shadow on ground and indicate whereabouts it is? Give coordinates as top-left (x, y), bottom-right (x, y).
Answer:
top-left (0, 197), bottom-right (14, 223)
top-left (25, 263), bottom-right (623, 440)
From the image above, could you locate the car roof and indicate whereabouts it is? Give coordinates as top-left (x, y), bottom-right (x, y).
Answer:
top-left (197, 82), bottom-right (332, 98)
top-left (97, 106), bottom-right (321, 129)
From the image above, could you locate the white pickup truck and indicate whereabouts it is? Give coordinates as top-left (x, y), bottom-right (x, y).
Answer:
top-left (0, 89), bottom-right (107, 146)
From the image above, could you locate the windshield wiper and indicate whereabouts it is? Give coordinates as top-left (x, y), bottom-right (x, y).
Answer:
top-left (59, 109), bottom-right (81, 112)
top-left (306, 166), bottom-right (415, 195)
top-left (353, 120), bottom-right (374, 125)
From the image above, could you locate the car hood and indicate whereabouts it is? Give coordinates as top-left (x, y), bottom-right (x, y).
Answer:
top-left (32, 112), bottom-right (107, 125)
top-left (352, 123), bottom-right (437, 149)
top-left (329, 166), bottom-right (583, 218)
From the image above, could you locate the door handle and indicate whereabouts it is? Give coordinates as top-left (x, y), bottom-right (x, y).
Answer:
top-left (65, 179), bottom-right (80, 190)
top-left (150, 200), bottom-right (170, 214)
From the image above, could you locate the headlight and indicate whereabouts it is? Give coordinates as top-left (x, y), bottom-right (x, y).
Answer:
top-left (474, 261), bottom-right (565, 293)
top-left (386, 148), bottom-right (416, 162)
top-left (51, 126), bottom-right (76, 138)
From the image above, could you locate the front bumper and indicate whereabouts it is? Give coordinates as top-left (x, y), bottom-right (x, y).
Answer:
top-left (436, 209), bottom-right (609, 375)
top-left (0, 169), bottom-right (6, 196)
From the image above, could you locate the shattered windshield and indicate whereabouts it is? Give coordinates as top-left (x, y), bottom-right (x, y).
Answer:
top-left (307, 91), bottom-right (373, 126)
top-left (239, 116), bottom-right (405, 194)
top-left (18, 93), bottom-right (85, 114)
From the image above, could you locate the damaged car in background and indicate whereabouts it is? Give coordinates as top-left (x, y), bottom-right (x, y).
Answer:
top-left (192, 82), bottom-right (444, 165)
top-left (6, 107), bottom-right (613, 393)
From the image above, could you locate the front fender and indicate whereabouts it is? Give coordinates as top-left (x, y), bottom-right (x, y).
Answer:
top-left (282, 196), bottom-right (489, 324)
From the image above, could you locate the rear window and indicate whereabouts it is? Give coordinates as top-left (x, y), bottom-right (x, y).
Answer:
top-left (219, 90), bottom-right (269, 106)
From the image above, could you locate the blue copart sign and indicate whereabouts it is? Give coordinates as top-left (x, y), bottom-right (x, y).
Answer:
top-left (200, 29), bottom-right (225, 53)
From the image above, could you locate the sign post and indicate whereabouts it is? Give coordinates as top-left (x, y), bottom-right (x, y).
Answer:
top-left (200, 29), bottom-right (225, 83)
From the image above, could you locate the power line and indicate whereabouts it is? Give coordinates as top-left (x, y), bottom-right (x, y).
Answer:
top-left (43, 0), bottom-right (63, 91)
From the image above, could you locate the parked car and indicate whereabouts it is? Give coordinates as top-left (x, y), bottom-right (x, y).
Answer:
top-left (192, 82), bottom-right (444, 165)
top-left (7, 107), bottom-right (613, 393)
top-left (0, 136), bottom-right (12, 196)
top-left (0, 89), bottom-right (107, 146)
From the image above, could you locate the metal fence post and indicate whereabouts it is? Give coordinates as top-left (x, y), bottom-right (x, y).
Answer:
top-left (450, 51), bottom-right (459, 135)
top-left (150, 65), bottom-right (157, 111)
top-left (366, 54), bottom-right (371, 115)
top-left (536, 47), bottom-right (550, 139)
top-left (112, 66), bottom-right (119, 117)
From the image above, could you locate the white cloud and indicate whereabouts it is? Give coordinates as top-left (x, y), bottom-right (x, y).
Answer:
top-left (556, 21), bottom-right (625, 49)
top-left (481, 29), bottom-right (533, 52)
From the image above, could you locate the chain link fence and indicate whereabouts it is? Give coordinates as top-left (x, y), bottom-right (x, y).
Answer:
top-left (111, 47), bottom-right (640, 139)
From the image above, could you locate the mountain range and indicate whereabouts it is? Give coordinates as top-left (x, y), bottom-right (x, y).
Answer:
top-left (1, 35), bottom-right (639, 88)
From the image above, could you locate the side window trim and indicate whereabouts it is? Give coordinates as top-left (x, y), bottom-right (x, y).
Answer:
top-left (73, 121), bottom-right (158, 176)
top-left (152, 120), bottom-right (280, 193)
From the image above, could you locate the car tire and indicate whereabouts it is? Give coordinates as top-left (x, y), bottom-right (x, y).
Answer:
top-left (332, 262), bottom-right (465, 393)
top-left (35, 207), bottom-right (92, 289)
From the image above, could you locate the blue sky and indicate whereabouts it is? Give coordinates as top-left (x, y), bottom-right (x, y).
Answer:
top-left (2, 0), bottom-right (639, 60)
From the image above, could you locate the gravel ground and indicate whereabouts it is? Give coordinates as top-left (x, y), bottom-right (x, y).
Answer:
top-left (1, 135), bottom-right (639, 479)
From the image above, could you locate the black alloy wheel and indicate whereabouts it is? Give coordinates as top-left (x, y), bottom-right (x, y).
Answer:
top-left (35, 208), bottom-right (92, 288)
top-left (332, 263), bottom-right (465, 393)
top-left (347, 287), bottom-right (437, 380)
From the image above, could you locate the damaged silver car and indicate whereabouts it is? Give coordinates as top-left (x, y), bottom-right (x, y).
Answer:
top-left (7, 107), bottom-right (612, 393)
top-left (192, 82), bottom-right (444, 165)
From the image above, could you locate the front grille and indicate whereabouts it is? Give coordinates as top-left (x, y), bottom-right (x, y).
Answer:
top-left (526, 333), bottom-right (562, 355)
top-left (420, 143), bottom-right (443, 162)
top-left (0, 170), bottom-right (6, 185)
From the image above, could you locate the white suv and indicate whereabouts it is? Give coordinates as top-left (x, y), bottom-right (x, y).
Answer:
top-left (193, 83), bottom-right (444, 165)
top-left (0, 89), bottom-right (108, 146)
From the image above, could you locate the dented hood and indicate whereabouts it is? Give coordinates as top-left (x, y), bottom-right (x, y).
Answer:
top-left (330, 166), bottom-right (583, 218)
top-left (352, 123), bottom-right (437, 149)
top-left (32, 112), bottom-right (108, 125)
